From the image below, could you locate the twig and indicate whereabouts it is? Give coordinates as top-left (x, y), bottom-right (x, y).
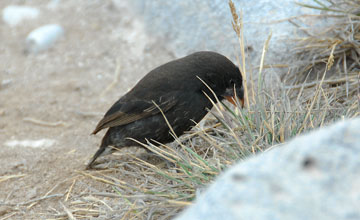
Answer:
top-left (65, 179), bottom-right (77, 202)
top-left (258, 31), bottom-right (272, 96)
top-left (166, 200), bottom-right (191, 206)
top-left (23, 117), bottom-right (66, 127)
top-left (1, 194), bottom-right (63, 206)
top-left (285, 76), bottom-right (357, 89)
top-left (80, 192), bottom-right (164, 201)
top-left (0, 174), bottom-right (26, 183)
top-left (83, 196), bottom-right (114, 211)
top-left (343, 52), bottom-right (349, 97)
top-left (27, 178), bottom-right (70, 209)
top-left (60, 202), bottom-right (76, 220)
top-left (229, 0), bottom-right (249, 108)
top-left (0, 212), bottom-right (17, 220)
top-left (73, 111), bottom-right (102, 118)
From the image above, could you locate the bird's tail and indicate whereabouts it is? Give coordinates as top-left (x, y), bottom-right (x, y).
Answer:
top-left (86, 134), bottom-right (113, 169)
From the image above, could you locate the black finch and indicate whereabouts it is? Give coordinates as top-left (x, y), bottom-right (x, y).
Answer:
top-left (87, 51), bottom-right (244, 169)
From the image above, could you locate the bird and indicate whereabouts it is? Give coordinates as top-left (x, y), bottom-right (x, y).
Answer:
top-left (87, 51), bottom-right (244, 169)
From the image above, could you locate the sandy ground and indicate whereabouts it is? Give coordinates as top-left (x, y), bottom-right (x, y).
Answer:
top-left (0, 1), bottom-right (176, 218)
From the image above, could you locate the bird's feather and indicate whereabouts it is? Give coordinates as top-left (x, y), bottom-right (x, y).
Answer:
top-left (92, 94), bottom-right (177, 134)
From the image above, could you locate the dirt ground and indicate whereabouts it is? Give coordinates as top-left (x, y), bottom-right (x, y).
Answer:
top-left (0, 1), bottom-right (176, 218)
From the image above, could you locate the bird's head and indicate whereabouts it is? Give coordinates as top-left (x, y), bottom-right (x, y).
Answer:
top-left (200, 63), bottom-right (244, 108)
top-left (222, 66), bottom-right (244, 107)
top-left (188, 51), bottom-right (245, 107)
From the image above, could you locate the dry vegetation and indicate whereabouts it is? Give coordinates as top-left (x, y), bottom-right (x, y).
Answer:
top-left (1, 0), bottom-right (359, 219)
top-left (65, 1), bottom-right (358, 219)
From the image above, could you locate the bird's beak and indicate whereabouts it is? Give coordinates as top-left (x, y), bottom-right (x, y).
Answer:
top-left (224, 86), bottom-right (245, 108)
top-left (225, 96), bottom-right (245, 108)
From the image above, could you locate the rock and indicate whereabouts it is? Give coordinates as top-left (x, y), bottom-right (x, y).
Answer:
top-left (25, 24), bottom-right (64, 54)
top-left (5, 139), bottom-right (57, 148)
top-left (1, 79), bottom-right (12, 89)
top-left (2, 5), bottom-right (40, 27)
top-left (176, 118), bottom-right (360, 220)
top-left (129, 0), bottom-right (322, 74)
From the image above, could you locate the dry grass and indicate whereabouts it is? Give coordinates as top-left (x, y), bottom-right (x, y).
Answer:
top-left (10, 0), bottom-right (358, 219)
top-left (285, 0), bottom-right (360, 111)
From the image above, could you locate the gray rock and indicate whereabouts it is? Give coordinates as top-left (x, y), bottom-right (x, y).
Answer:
top-left (176, 118), bottom-right (360, 220)
top-left (128, 0), bottom-right (321, 73)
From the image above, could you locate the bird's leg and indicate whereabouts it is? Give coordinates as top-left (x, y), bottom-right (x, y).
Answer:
top-left (86, 141), bottom-right (114, 169)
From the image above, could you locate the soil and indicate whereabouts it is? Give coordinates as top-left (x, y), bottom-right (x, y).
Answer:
top-left (0, 1), bottom-right (175, 218)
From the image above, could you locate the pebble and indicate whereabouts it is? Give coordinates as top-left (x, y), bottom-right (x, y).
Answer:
top-left (25, 24), bottom-right (64, 54)
top-left (5, 139), bottom-right (57, 148)
top-left (2, 5), bottom-right (40, 26)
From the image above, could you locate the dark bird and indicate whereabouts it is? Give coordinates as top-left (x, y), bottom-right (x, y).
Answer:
top-left (87, 51), bottom-right (244, 169)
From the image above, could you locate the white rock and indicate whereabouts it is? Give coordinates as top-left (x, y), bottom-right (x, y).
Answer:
top-left (2, 5), bottom-right (40, 27)
top-left (177, 118), bottom-right (360, 220)
top-left (25, 24), bottom-right (64, 54)
top-left (5, 139), bottom-right (56, 148)
top-left (1, 79), bottom-right (12, 87)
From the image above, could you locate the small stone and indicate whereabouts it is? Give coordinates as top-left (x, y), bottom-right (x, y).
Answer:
top-left (25, 24), bottom-right (64, 54)
top-left (2, 5), bottom-right (39, 27)
top-left (5, 139), bottom-right (57, 148)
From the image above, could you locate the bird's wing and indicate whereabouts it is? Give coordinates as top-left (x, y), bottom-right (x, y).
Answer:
top-left (92, 94), bottom-right (177, 134)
